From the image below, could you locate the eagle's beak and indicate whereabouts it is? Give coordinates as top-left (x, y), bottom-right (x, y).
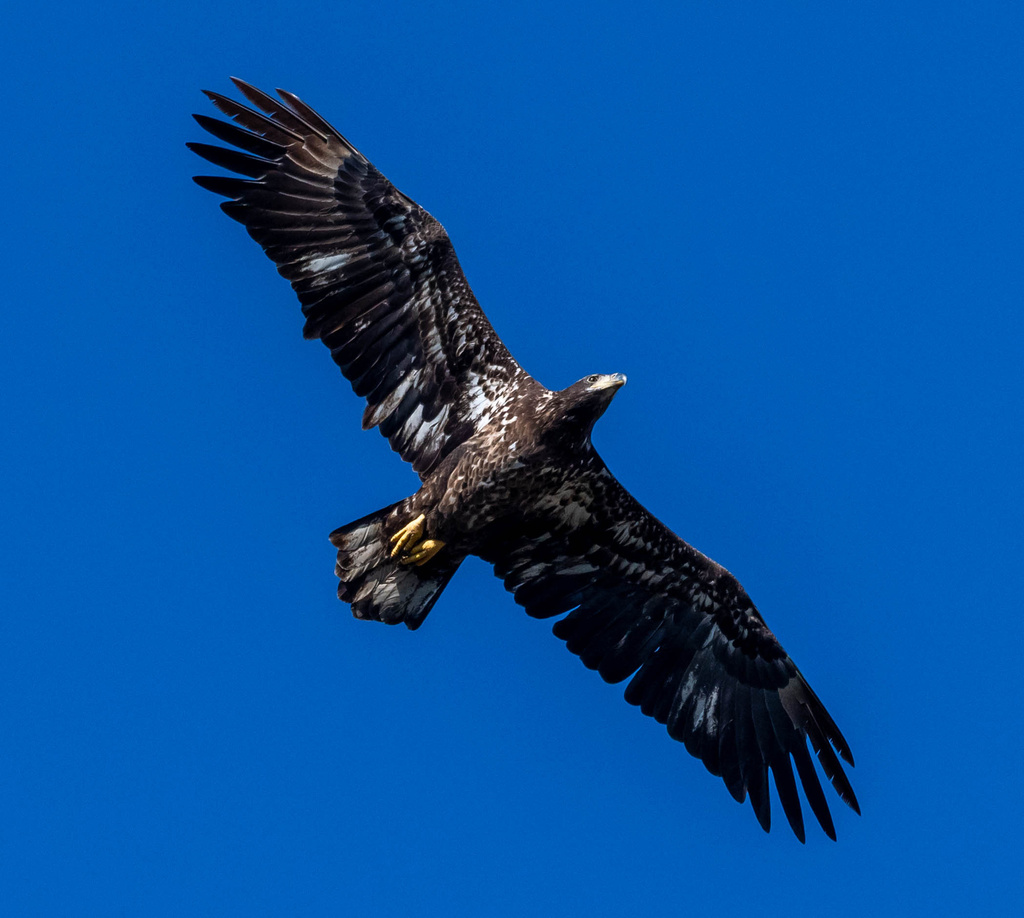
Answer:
top-left (591, 373), bottom-right (627, 391)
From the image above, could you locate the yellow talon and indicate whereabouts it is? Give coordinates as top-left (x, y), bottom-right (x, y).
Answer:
top-left (389, 514), bottom-right (445, 564)
top-left (389, 514), bottom-right (426, 559)
top-left (404, 539), bottom-right (446, 567)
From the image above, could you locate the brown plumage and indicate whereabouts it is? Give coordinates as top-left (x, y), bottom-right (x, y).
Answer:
top-left (190, 78), bottom-right (859, 841)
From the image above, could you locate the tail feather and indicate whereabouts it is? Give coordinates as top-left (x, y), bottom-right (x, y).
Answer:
top-left (329, 501), bottom-right (460, 630)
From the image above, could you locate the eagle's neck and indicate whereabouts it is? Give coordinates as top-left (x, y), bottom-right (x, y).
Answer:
top-left (536, 391), bottom-right (604, 454)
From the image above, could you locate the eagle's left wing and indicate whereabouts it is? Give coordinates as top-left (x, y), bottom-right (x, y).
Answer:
top-left (480, 465), bottom-right (859, 842)
top-left (189, 80), bottom-right (540, 478)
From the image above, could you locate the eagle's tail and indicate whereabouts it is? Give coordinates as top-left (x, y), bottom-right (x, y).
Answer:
top-left (329, 500), bottom-right (462, 630)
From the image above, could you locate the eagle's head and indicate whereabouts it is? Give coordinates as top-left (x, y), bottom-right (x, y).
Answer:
top-left (577, 372), bottom-right (627, 400)
top-left (548, 373), bottom-right (627, 445)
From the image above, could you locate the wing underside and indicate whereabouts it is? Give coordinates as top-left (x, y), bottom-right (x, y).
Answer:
top-left (482, 467), bottom-right (858, 841)
top-left (190, 79), bottom-right (539, 476)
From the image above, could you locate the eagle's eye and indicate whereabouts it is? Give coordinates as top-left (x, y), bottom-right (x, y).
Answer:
top-left (586, 375), bottom-right (600, 384)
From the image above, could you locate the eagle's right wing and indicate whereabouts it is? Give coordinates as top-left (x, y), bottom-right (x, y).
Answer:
top-left (482, 463), bottom-right (859, 842)
top-left (189, 79), bottom-right (539, 477)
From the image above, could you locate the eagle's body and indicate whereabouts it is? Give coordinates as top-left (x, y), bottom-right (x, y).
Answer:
top-left (406, 376), bottom-right (619, 552)
top-left (336, 375), bottom-right (627, 629)
top-left (190, 79), bottom-right (860, 841)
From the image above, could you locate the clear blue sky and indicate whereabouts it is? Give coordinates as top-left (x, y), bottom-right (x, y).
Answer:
top-left (3, 1), bottom-right (1021, 914)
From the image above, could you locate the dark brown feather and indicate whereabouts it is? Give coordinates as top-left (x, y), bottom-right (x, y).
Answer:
top-left (191, 81), bottom-right (538, 477)
top-left (190, 81), bottom-right (857, 841)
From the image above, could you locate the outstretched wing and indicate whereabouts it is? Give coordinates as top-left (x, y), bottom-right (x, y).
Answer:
top-left (189, 79), bottom-right (538, 477)
top-left (481, 463), bottom-right (859, 842)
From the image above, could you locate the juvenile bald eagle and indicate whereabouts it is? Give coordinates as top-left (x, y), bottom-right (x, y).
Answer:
top-left (190, 79), bottom-right (859, 841)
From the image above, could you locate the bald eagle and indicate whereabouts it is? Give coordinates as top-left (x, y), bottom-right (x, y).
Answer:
top-left (189, 79), bottom-right (859, 841)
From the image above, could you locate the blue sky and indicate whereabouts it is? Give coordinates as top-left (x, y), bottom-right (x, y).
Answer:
top-left (3, 1), bottom-right (1022, 914)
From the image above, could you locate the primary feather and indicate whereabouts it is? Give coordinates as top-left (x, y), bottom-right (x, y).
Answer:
top-left (190, 79), bottom-right (859, 841)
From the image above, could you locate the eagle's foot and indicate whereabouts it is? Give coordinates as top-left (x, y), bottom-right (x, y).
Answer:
top-left (389, 514), bottom-right (446, 565)
top-left (404, 538), bottom-right (446, 567)
top-left (389, 514), bottom-right (426, 559)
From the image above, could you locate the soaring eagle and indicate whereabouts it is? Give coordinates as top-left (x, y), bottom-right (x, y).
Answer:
top-left (189, 79), bottom-right (859, 841)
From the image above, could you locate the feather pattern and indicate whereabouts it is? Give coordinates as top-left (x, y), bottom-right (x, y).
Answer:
top-left (482, 463), bottom-right (859, 841)
top-left (189, 78), bottom-right (539, 477)
top-left (190, 81), bottom-right (858, 841)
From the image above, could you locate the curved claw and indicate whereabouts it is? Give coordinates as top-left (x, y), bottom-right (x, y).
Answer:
top-left (389, 514), bottom-right (426, 559)
top-left (388, 514), bottom-right (446, 565)
top-left (404, 539), bottom-right (446, 567)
